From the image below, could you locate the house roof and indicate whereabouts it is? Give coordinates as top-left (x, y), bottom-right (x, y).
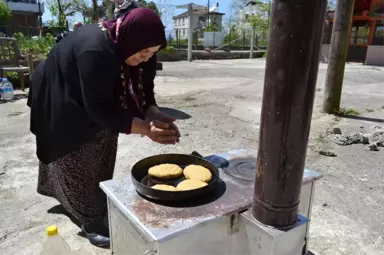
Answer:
top-left (173, 7), bottom-right (225, 19)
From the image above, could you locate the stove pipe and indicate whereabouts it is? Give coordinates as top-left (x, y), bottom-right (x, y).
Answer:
top-left (252, 0), bottom-right (327, 229)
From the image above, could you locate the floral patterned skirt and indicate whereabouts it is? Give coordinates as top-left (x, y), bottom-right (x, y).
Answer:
top-left (37, 130), bottom-right (118, 224)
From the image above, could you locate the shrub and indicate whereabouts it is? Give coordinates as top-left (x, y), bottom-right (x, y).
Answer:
top-left (6, 72), bottom-right (18, 80)
top-left (163, 46), bottom-right (174, 53)
top-left (13, 33), bottom-right (55, 60)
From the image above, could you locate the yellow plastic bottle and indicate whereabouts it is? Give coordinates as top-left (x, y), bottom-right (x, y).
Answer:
top-left (41, 225), bottom-right (93, 255)
top-left (41, 225), bottom-right (71, 255)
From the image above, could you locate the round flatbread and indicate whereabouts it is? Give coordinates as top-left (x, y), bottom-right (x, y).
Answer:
top-left (183, 165), bottom-right (212, 182)
top-left (151, 184), bottom-right (178, 191)
top-left (148, 164), bottom-right (183, 179)
top-left (176, 179), bottom-right (208, 191)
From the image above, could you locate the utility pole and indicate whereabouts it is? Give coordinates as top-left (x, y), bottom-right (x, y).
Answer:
top-left (322, 0), bottom-right (355, 114)
top-left (207, 0), bottom-right (210, 29)
top-left (38, 0), bottom-right (42, 36)
top-left (187, 3), bottom-right (193, 62)
top-left (250, 25), bottom-right (255, 59)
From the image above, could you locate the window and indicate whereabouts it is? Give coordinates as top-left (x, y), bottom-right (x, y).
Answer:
top-left (375, 22), bottom-right (384, 39)
top-left (372, 21), bottom-right (384, 46)
top-left (350, 22), bottom-right (369, 45)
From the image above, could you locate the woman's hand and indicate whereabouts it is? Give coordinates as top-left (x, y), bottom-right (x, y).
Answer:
top-left (144, 120), bottom-right (179, 144)
top-left (145, 106), bottom-right (181, 138)
top-left (131, 118), bottom-right (179, 145)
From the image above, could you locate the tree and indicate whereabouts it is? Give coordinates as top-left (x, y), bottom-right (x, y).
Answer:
top-left (46, 0), bottom-right (81, 28)
top-left (247, 2), bottom-right (271, 46)
top-left (155, 0), bottom-right (175, 28)
top-left (323, 0), bottom-right (355, 113)
top-left (138, 0), bottom-right (160, 15)
top-left (78, 0), bottom-right (107, 23)
top-left (0, 2), bottom-right (11, 25)
top-left (92, 0), bottom-right (98, 22)
top-left (103, 0), bottom-right (114, 19)
top-left (228, 0), bottom-right (271, 46)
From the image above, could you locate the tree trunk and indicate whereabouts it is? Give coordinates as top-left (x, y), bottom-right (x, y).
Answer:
top-left (56, 0), bottom-right (64, 28)
top-left (322, 0), bottom-right (355, 114)
top-left (92, 0), bottom-right (99, 23)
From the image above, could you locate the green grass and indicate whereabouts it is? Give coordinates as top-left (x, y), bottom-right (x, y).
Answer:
top-left (316, 133), bottom-right (325, 144)
top-left (336, 108), bottom-right (361, 116)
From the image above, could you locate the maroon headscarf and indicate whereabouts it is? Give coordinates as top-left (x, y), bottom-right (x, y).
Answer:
top-left (102, 8), bottom-right (167, 62)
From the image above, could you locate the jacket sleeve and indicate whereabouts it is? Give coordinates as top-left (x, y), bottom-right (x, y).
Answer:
top-left (77, 51), bottom-right (142, 134)
top-left (139, 54), bottom-right (157, 111)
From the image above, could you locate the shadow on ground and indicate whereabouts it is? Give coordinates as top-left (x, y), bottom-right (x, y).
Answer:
top-left (340, 115), bottom-right (384, 123)
top-left (48, 204), bottom-right (85, 237)
top-left (0, 94), bottom-right (28, 104)
top-left (159, 107), bottom-right (191, 120)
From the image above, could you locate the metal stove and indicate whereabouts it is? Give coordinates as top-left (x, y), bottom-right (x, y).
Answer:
top-left (101, 0), bottom-right (327, 253)
top-left (100, 149), bottom-right (322, 255)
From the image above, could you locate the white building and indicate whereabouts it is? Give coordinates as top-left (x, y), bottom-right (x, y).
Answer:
top-left (173, 4), bottom-right (224, 40)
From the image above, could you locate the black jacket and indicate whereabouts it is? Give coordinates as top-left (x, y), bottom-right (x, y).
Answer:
top-left (28, 24), bottom-right (157, 164)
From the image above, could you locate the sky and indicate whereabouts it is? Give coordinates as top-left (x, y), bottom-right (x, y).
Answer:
top-left (41, 0), bottom-right (233, 31)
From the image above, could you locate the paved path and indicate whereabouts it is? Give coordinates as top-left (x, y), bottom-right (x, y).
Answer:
top-left (1, 59), bottom-right (383, 254)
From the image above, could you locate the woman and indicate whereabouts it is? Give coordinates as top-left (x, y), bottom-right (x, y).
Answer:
top-left (113, 0), bottom-right (161, 107)
top-left (28, 8), bottom-right (180, 247)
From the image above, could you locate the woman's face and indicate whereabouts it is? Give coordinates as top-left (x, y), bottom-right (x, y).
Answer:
top-left (126, 45), bottom-right (160, 66)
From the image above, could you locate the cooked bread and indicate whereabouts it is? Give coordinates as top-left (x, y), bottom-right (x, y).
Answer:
top-left (176, 179), bottom-right (208, 191)
top-left (151, 184), bottom-right (178, 191)
top-left (148, 164), bottom-right (183, 179)
top-left (183, 165), bottom-right (212, 182)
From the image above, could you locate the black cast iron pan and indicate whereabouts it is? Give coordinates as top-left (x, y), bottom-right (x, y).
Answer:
top-left (131, 152), bottom-right (219, 201)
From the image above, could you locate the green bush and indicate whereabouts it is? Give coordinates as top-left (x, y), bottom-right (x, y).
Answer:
top-left (6, 72), bottom-right (18, 80)
top-left (163, 46), bottom-right (174, 53)
top-left (13, 33), bottom-right (55, 60)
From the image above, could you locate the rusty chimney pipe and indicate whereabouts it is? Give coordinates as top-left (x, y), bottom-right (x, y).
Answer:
top-left (252, 0), bottom-right (327, 229)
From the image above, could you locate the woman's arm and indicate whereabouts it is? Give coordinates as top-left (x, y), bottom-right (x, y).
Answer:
top-left (78, 51), bottom-right (144, 134)
top-left (139, 56), bottom-right (180, 139)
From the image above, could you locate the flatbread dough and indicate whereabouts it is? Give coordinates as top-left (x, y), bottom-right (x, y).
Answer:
top-left (183, 165), bottom-right (212, 182)
top-left (151, 184), bottom-right (178, 191)
top-left (148, 164), bottom-right (183, 179)
top-left (176, 179), bottom-right (208, 191)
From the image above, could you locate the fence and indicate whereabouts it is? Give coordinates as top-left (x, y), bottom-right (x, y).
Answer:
top-left (0, 25), bottom-right (40, 37)
top-left (168, 31), bottom-right (268, 52)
